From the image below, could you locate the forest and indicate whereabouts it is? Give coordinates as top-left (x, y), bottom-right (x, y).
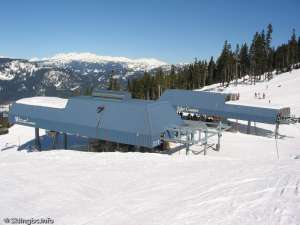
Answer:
top-left (109, 24), bottom-right (300, 100)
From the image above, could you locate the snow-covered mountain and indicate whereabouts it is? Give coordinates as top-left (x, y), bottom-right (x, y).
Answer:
top-left (33, 52), bottom-right (167, 71)
top-left (0, 53), bottom-right (167, 102)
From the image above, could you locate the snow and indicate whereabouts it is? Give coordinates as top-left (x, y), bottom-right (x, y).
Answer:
top-left (70, 86), bottom-right (80, 91)
top-left (0, 72), bottom-right (15, 80)
top-left (1, 69), bottom-right (300, 225)
top-left (16, 96), bottom-right (68, 109)
top-left (200, 71), bottom-right (300, 115)
top-left (30, 52), bottom-right (167, 71)
top-left (0, 60), bottom-right (36, 81)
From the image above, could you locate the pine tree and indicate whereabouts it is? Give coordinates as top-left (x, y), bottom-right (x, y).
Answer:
top-left (207, 57), bottom-right (216, 85)
top-left (298, 36), bottom-right (300, 65)
top-left (108, 77), bottom-right (120, 91)
top-left (274, 44), bottom-right (289, 72)
top-left (260, 30), bottom-right (268, 79)
top-left (239, 43), bottom-right (250, 78)
top-left (127, 79), bottom-right (132, 92)
top-left (234, 44), bottom-right (240, 85)
top-left (266, 24), bottom-right (274, 75)
top-left (249, 33), bottom-right (258, 83)
top-left (108, 70), bottom-right (115, 90)
top-left (128, 25), bottom-right (299, 99)
top-left (84, 87), bottom-right (93, 96)
top-left (266, 24), bottom-right (273, 50)
top-left (217, 40), bottom-right (234, 86)
top-left (200, 60), bottom-right (208, 88)
top-left (114, 79), bottom-right (120, 91)
top-left (169, 65), bottom-right (176, 88)
top-left (250, 31), bottom-right (268, 82)
top-left (288, 29), bottom-right (298, 68)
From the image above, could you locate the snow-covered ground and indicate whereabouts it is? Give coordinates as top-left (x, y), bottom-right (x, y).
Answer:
top-left (1, 70), bottom-right (300, 225)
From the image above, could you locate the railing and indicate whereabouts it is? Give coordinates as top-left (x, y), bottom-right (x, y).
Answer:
top-left (161, 121), bottom-right (231, 155)
top-left (278, 115), bottom-right (300, 124)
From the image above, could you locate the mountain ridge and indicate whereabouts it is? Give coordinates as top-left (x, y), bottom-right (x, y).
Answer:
top-left (0, 53), bottom-right (168, 103)
top-left (31, 52), bottom-right (167, 68)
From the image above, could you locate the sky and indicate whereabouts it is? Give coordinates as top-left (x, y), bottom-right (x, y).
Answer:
top-left (0, 0), bottom-right (299, 64)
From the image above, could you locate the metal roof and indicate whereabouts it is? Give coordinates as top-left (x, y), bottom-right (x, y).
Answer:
top-left (92, 88), bottom-right (132, 100)
top-left (159, 89), bottom-right (289, 124)
top-left (9, 95), bottom-right (183, 148)
top-left (159, 89), bottom-right (227, 112)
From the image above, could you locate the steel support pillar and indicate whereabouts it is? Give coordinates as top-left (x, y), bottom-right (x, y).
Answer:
top-left (204, 131), bottom-right (208, 155)
top-left (275, 123), bottom-right (279, 139)
top-left (55, 132), bottom-right (59, 149)
top-left (136, 146), bottom-right (140, 152)
top-left (186, 143), bottom-right (189, 155)
top-left (216, 121), bottom-right (222, 151)
top-left (247, 121), bottom-right (251, 134)
top-left (35, 127), bottom-right (41, 151)
top-left (216, 134), bottom-right (221, 151)
top-left (63, 133), bottom-right (67, 149)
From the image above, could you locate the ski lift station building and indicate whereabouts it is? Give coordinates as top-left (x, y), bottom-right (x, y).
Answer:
top-left (159, 89), bottom-right (291, 124)
top-left (8, 89), bottom-right (291, 151)
top-left (9, 90), bottom-right (183, 150)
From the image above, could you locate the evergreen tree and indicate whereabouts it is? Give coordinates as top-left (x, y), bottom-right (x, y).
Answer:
top-left (266, 24), bottom-right (273, 49)
top-left (128, 24), bottom-right (299, 99)
top-left (234, 44), bottom-right (240, 85)
top-left (207, 57), bottom-right (216, 85)
top-left (274, 44), bottom-right (289, 72)
top-left (239, 43), bottom-right (250, 78)
top-left (288, 29), bottom-right (298, 68)
top-left (169, 65), bottom-right (176, 88)
top-left (298, 37), bottom-right (300, 64)
top-left (84, 87), bottom-right (93, 96)
top-left (108, 70), bottom-right (120, 91)
top-left (266, 24), bottom-right (274, 75)
top-left (250, 31), bottom-right (268, 82)
top-left (127, 79), bottom-right (132, 92)
top-left (216, 40), bottom-right (234, 86)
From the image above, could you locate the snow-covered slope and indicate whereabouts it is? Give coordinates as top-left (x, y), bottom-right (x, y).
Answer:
top-left (1, 70), bottom-right (300, 225)
top-left (200, 71), bottom-right (300, 115)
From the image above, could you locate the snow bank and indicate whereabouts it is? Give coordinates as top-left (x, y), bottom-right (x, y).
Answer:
top-left (0, 150), bottom-right (299, 225)
top-left (16, 96), bottom-right (68, 109)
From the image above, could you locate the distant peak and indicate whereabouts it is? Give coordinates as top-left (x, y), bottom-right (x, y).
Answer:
top-left (30, 52), bottom-right (167, 68)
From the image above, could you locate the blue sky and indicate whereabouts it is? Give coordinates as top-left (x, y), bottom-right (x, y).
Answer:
top-left (0, 0), bottom-right (299, 63)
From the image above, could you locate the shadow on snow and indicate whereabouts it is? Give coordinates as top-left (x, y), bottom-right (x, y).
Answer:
top-left (18, 133), bottom-right (89, 152)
